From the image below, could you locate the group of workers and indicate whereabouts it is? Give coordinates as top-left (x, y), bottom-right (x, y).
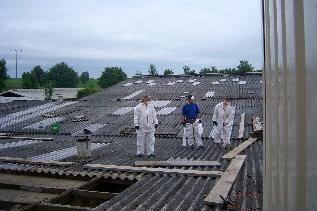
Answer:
top-left (133, 95), bottom-right (235, 157)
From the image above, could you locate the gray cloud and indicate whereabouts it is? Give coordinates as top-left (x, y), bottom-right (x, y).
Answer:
top-left (0, 0), bottom-right (262, 77)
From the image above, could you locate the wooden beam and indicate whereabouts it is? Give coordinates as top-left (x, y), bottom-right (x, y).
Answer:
top-left (33, 203), bottom-right (91, 211)
top-left (85, 164), bottom-right (222, 177)
top-left (72, 190), bottom-right (117, 200)
top-left (0, 188), bottom-right (57, 203)
top-left (204, 155), bottom-right (246, 206)
top-left (0, 157), bottom-right (73, 166)
top-left (0, 135), bottom-right (54, 141)
top-left (238, 113), bottom-right (245, 139)
top-left (222, 138), bottom-right (256, 159)
top-left (0, 182), bottom-right (66, 194)
top-left (135, 160), bottom-right (221, 167)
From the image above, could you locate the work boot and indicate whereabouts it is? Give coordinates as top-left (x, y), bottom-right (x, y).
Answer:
top-left (148, 154), bottom-right (156, 158)
top-left (136, 154), bottom-right (144, 158)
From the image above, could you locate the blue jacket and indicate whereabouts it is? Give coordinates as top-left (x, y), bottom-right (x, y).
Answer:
top-left (182, 103), bottom-right (200, 121)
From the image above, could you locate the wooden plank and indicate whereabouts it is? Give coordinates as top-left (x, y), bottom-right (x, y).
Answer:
top-left (222, 138), bottom-right (256, 159)
top-left (0, 188), bottom-right (57, 203)
top-left (85, 164), bottom-right (222, 177)
top-left (135, 160), bottom-right (221, 167)
top-left (204, 155), bottom-right (246, 206)
top-left (72, 190), bottom-right (117, 200)
top-left (238, 113), bottom-right (245, 139)
top-left (0, 135), bottom-right (54, 141)
top-left (0, 173), bottom-right (85, 190)
top-left (34, 203), bottom-right (91, 211)
top-left (0, 182), bottom-right (66, 194)
top-left (0, 156), bottom-right (73, 166)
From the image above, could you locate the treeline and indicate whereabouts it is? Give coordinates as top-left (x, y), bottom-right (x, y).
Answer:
top-left (140, 60), bottom-right (261, 76)
top-left (21, 62), bottom-right (127, 90)
top-left (20, 62), bottom-right (127, 98)
top-left (0, 58), bottom-right (8, 92)
top-left (0, 58), bottom-right (260, 95)
top-left (22, 63), bottom-right (88, 89)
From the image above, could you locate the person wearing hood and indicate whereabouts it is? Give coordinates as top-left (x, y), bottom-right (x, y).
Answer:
top-left (212, 98), bottom-right (235, 148)
top-left (134, 95), bottom-right (158, 157)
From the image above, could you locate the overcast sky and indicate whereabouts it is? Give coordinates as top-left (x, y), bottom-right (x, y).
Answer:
top-left (0, 0), bottom-right (262, 78)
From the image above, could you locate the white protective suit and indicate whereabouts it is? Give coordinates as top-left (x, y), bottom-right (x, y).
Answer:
top-left (183, 119), bottom-right (203, 147)
top-left (134, 102), bottom-right (158, 155)
top-left (212, 102), bottom-right (235, 147)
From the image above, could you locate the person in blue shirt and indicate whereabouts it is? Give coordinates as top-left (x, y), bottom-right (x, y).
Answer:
top-left (181, 95), bottom-right (203, 148)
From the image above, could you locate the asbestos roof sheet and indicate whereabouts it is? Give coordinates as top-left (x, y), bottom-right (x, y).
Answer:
top-left (0, 74), bottom-right (263, 210)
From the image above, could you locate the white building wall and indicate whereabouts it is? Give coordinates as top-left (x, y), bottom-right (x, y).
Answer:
top-left (263, 0), bottom-right (317, 210)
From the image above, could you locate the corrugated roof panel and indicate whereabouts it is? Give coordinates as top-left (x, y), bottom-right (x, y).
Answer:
top-left (157, 107), bottom-right (177, 115)
top-left (122, 90), bottom-right (144, 100)
top-left (112, 107), bottom-right (135, 115)
top-left (151, 100), bottom-right (171, 108)
top-left (23, 117), bottom-right (65, 130)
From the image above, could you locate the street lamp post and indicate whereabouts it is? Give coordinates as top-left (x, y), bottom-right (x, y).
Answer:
top-left (14, 49), bottom-right (22, 79)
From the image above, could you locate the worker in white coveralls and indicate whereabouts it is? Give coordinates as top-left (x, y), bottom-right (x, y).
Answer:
top-left (134, 95), bottom-right (158, 158)
top-left (212, 98), bottom-right (235, 148)
top-left (181, 95), bottom-right (204, 149)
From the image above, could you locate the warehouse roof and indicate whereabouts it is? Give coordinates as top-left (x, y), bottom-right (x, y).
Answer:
top-left (0, 88), bottom-right (82, 102)
top-left (0, 74), bottom-right (263, 210)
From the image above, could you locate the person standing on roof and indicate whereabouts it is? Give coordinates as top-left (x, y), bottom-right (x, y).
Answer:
top-left (181, 95), bottom-right (204, 149)
top-left (212, 98), bottom-right (235, 148)
top-left (134, 95), bottom-right (158, 158)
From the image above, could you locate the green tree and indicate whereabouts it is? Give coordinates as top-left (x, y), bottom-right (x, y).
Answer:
top-left (211, 66), bottom-right (218, 73)
top-left (148, 64), bottom-right (158, 76)
top-left (44, 82), bottom-right (53, 100)
top-left (164, 69), bottom-right (174, 75)
top-left (135, 70), bottom-right (143, 76)
top-left (46, 62), bottom-right (79, 88)
top-left (236, 60), bottom-right (254, 73)
top-left (79, 71), bottom-right (89, 84)
top-left (21, 65), bottom-right (46, 88)
top-left (183, 66), bottom-right (196, 75)
top-left (219, 68), bottom-right (237, 74)
top-left (98, 67), bottom-right (127, 88)
top-left (0, 58), bottom-right (8, 92)
top-left (77, 83), bottom-right (99, 99)
top-left (200, 68), bottom-right (211, 74)
top-left (32, 65), bottom-right (46, 86)
top-left (22, 71), bottom-right (38, 88)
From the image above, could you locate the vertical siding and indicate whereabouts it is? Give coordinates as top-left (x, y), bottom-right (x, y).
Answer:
top-left (304, 1), bottom-right (317, 209)
top-left (263, 0), bottom-right (317, 210)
